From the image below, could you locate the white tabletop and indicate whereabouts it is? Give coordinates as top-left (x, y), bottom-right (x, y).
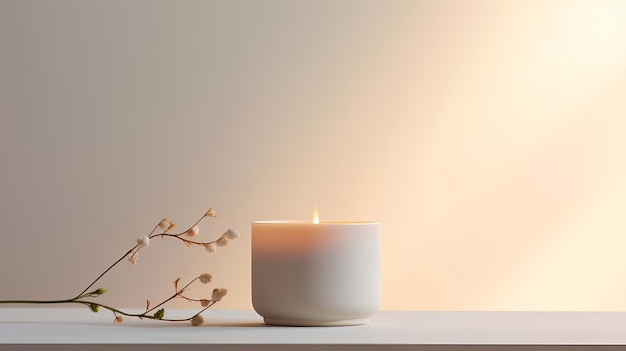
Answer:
top-left (2, 308), bottom-right (626, 350)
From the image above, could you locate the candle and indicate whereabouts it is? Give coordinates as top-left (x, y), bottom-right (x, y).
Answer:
top-left (252, 211), bottom-right (380, 326)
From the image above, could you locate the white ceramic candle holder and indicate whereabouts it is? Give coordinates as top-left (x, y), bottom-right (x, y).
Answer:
top-left (251, 221), bottom-right (380, 326)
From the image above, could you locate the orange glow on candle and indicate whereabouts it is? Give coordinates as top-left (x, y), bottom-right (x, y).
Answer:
top-left (313, 207), bottom-right (320, 224)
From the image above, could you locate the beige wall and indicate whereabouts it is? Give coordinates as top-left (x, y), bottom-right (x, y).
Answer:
top-left (1, 0), bottom-right (625, 310)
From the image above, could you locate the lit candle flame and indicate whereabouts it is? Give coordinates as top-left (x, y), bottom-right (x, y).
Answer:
top-left (313, 206), bottom-right (320, 224)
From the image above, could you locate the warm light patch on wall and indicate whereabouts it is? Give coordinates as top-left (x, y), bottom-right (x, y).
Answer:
top-left (364, 0), bottom-right (626, 310)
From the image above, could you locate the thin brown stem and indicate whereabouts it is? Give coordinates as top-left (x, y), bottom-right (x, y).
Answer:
top-left (150, 213), bottom-right (208, 238)
top-left (152, 233), bottom-right (218, 247)
top-left (76, 246), bottom-right (137, 298)
top-left (146, 277), bottom-right (199, 314)
top-left (0, 299), bottom-right (74, 304)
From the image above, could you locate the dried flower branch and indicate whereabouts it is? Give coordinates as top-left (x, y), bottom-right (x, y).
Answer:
top-left (0, 207), bottom-right (238, 326)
